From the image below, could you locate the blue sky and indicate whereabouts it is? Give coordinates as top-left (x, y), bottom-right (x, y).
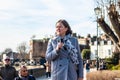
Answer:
top-left (0, 0), bottom-right (97, 52)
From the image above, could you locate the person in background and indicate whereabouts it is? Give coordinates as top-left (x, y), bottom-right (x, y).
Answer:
top-left (85, 60), bottom-right (90, 73)
top-left (45, 19), bottom-right (83, 80)
top-left (44, 61), bottom-right (51, 78)
top-left (99, 60), bottom-right (106, 70)
top-left (14, 65), bottom-right (36, 80)
top-left (0, 56), bottom-right (18, 80)
top-left (40, 57), bottom-right (46, 69)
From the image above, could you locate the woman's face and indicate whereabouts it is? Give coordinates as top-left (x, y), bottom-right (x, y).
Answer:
top-left (3, 57), bottom-right (10, 65)
top-left (20, 67), bottom-right (28, 77)
top-left (56, 22), bottom-right (68, 37)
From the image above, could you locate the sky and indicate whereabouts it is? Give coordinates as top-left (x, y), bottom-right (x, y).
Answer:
top-left (0, 0), bottom-right (97, 52)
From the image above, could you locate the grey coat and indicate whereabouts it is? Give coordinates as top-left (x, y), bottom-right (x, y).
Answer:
top-left (45, 35), bottom-right (83, 80)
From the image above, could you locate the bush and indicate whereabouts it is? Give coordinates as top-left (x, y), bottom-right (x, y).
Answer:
top-left (106, 64), bottom-right (114, 70)
top-left (112, 65), bottom-right (120, 70)
top-left (82, 49), bottom-right (91, 59)
top-left (87, 70), bottom-right (120, 80)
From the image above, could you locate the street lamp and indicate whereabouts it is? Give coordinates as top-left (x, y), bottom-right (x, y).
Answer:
top-left (94, 7), bottom-right (101, 17)
top-left (94, 7), bottom-right (101, 70)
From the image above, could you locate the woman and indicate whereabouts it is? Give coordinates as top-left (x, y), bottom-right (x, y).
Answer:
top-left (46, 19), bottom-right (83, 80)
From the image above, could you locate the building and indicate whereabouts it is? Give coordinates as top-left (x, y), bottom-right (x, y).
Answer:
top-left (29, 39), bottom-right (48, 61)
top-left (78, 38), bottom-right (90, 52)
top-left (90, 40), bottom-right (114, 60)
top-left (29, 33), bottom-right (116, 62)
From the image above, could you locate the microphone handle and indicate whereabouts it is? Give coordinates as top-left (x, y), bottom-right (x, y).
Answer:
top-left (60, 38), bottom-right (64, 43)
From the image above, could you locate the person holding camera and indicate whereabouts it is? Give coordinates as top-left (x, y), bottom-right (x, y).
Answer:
top-left (45, 19), bottom-right (83, 80)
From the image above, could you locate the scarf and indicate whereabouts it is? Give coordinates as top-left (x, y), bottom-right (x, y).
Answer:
top-left (55, 34), bottom-right (79, 64)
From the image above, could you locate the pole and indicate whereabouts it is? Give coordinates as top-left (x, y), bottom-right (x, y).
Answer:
top-left (94, 7), bottom-right (101, 70)
top-left (96, 16), bottom-right (99, 70)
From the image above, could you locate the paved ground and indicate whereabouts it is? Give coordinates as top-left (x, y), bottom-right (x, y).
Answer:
top-left (36, 76), bottom-right (51, 80)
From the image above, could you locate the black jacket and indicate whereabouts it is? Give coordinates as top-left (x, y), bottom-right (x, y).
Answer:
top-left (14, 75), bottom-right (36, 80)
top-left (0, 65), bottom-right (18, 80)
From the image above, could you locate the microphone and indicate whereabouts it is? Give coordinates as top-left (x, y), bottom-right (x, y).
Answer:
top-left (57, 38), bottom-right (63, 50)
top-left (60, 38), bottom-right (67, 50)
top-left (57, 38), bottom-right (67, 50)
top-left (60, 38), bottom-right (64, 43)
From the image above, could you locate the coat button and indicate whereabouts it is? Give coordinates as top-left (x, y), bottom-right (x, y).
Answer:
top-left (59, 64), bottom-right (62, 67)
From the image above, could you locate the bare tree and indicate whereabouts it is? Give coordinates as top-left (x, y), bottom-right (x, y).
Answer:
top-left (94, 0), bottom-right (120, 52)
top-left (4, 48), bottom-right (12, 54)
top-left (16, 42), bottom-right (28, 60)
top-left (94, 0), bottom-right (120, 63)
top-left (1, 48), bottom-right (13, 59)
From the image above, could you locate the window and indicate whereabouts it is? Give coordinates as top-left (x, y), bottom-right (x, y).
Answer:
top-left (95, 50), bottom-right (97, 57)
top-left (108, 49), bottom-right (111, 55)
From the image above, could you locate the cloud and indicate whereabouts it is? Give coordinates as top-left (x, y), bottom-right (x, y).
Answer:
top-left (0, 0), bottom-right (18, 10)
top-left (0, 0), bottom-right (97, 52)
top-left (72, 20), bottom-right (96, 36)
top-left (40, 0), bottom-right (64, 16)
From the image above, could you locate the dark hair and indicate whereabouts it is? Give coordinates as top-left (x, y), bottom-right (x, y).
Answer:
top-left (19, 65), bottom-right (27, 71)
top-left (56, 19), bottom-right (72, 35)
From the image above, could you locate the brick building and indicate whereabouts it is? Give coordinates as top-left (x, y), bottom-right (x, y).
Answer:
top-left (29, 39), bottom-right (48, 61)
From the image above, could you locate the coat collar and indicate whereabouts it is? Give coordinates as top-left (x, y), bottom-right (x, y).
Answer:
top-left (54, 34), bottom-right (71, 41)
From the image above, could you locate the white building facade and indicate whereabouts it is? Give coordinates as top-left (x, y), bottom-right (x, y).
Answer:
top-left (90, 40), bottom-right (114, 60)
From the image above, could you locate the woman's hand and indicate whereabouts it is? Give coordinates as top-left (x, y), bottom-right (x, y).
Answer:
top-left (56, 42), bottom-right (64, 51)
